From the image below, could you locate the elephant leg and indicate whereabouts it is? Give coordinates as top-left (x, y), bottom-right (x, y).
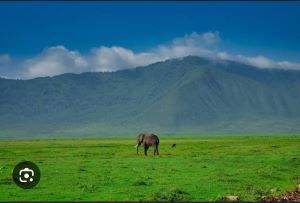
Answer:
top-left (144, 145), bottom-right (149, 156)
top-left (153, 145), bottom-right (157, 155)
top-left (154, 145), bottom-right (159, 155)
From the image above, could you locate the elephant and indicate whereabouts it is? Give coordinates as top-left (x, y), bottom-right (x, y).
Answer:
top-left (135, 133), bottom-right (159, 156)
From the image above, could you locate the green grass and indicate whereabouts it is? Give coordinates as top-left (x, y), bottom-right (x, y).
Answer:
top-left (0, 136), bottom-right (299, 201)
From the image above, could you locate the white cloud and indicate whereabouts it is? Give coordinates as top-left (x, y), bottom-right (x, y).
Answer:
top-left (0, 54), bottom-right (11, 65)
top-left (89, 32), bottom-right (221, 72)
top-left (219, 53), bottom-right (300, 70)
top-left (217, 51), bottom-right (231, 60)
top-left (23, 46), bottom-right (88, 78)
top-left (1, 31), bottom-right (300, 79)
top-left (277, 61), bottom-right (300, 70)
top-left (172, 31), bottom-right (220, 47)
top-left (90, 46), bottom-right (159, 72)
top-left (236, 55), bottom-right (277, 68)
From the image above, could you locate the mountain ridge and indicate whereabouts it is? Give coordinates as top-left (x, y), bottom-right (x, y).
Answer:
top-left (0, 56), bottom-right (300, 137)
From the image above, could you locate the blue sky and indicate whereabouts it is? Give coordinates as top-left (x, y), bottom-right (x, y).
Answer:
top-left (0, 2), bottom-right (300, 78)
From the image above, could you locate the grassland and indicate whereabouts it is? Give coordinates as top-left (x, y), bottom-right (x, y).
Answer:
top-left (0, 135), bottom-right (299, 201)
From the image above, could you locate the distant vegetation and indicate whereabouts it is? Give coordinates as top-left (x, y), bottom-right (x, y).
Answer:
top-left (0, 136), bottom-right (299, 201)
top-left (0, 56), bottom-right (300, 137)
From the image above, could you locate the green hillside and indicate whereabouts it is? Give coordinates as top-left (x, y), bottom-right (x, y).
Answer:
top-left (0, 56), bottom-right (300, 137)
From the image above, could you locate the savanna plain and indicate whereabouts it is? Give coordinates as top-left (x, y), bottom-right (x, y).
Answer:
top-left (0, 135), bottom-right (299, 201)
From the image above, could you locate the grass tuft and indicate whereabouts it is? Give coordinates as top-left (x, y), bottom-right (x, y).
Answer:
top-left (149, 188), bottom-right (189, 201)
top-left (132, 180), bottom-right (148, 186)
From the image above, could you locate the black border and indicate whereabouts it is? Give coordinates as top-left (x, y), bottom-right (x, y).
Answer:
top-left (0, 0), bottom-right (300, 2)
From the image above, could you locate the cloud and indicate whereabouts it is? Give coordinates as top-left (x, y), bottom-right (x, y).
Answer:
top-left (23, 32), bottom-right (223, 76)
top-left (90, 32), bottom-right (221, 72)
top-left (171, 31), bottom-right (220, 47)
top-left (217, 53), bottom-right (300, 70)
top-left (23, 46), bottom-right (88, 78)
top-left (0, 54), bottom-right (11, 65)
top-left (1, 31), bottom-right (300, 79)
top-left (0, 54), bottom-right (14, 78)
top-left (236, 55), bottom-right (278, 68)
top-left (277, 61), bottom-right (300, 70)
top-left (90, 46), bottom-right (159, 72)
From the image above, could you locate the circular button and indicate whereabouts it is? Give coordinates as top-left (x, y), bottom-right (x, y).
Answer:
top-left (12, 161), bottom-right (40, 189)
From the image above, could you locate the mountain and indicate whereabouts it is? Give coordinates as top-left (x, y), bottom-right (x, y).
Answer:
top-left (1, 56), bottom-right (300, 137)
